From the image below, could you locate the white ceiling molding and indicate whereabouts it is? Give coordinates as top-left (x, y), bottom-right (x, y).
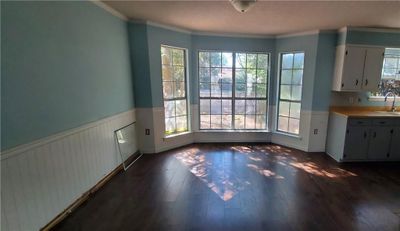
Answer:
top-left (90, 0), bottom-right (128, 21)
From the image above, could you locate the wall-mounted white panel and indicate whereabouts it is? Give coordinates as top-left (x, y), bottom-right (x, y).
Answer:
top-left (1, 109), bottom-right (135, 231)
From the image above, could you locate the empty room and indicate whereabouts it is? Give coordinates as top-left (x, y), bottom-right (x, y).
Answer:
top-left (2, 0), bottom-right (400, 230)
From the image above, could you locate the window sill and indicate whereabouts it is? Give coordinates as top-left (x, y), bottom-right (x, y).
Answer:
top-left (272, 131), bottom-right (302, 140)
top-left (164, 131), bottom-right (192, 140)
top-left (368, 96), bottom-right (397, 102)
top-left (196, 129), bottom-right (270, 133)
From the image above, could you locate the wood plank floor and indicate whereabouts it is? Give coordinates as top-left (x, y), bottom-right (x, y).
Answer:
top-left (53, 143), bottom-right (400, 231)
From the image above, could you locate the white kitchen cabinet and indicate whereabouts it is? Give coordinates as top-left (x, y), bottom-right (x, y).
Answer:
top-left (332, 45), bottom-right (385, 92)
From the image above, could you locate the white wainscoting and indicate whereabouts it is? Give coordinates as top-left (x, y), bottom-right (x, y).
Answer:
top-left (1, 109), bottom-right (136, 231)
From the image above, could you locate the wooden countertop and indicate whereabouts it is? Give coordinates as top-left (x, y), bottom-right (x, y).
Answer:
top-left (330, 106), bottom-right (400, 118)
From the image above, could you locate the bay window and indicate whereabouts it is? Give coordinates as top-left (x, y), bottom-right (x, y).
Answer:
top-left (199, 51), bottom-right (270, 130)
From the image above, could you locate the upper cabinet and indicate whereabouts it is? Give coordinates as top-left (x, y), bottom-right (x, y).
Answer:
top-left (332, 45), bottom-right (385, 92)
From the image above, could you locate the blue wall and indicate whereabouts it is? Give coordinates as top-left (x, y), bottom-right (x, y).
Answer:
top-left (147, 25), bottom-right (192, 107)
top-left (275, 34), bottom-right (319, 111)
top-left (1, 1), bottom-right (134, 150)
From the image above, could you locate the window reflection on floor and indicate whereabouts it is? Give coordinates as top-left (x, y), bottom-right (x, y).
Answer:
top-left (174, 144), bottom-right (357, 202)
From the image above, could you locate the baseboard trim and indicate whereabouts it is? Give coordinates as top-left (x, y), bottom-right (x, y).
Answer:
top-left (40, 164), bottom-right (123, 231)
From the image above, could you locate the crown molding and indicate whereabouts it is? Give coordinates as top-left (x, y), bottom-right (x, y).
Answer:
top-left (90, 0), bottom-right (128, 21)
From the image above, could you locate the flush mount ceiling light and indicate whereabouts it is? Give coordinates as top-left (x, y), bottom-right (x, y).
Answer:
top-left (230, 0), bottom-right (257, 13)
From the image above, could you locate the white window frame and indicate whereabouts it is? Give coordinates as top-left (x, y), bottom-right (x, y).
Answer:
top-left (161, 45), bottom-right (190, 137)
top-left (198, 50), bottom-right (270, 131)
top-left (276, 51), bottom-right (305, 136)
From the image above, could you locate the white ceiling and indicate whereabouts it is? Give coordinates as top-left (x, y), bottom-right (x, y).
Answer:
top-left (102, 1), bottom-right (400, 36)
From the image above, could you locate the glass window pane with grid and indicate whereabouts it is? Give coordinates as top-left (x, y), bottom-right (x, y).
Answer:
top-left (277, 52), bottom-right (304, 135)
top-left (161, 46), bottom-right (188, 135)
top-left (199, 51), bottom-right (269, 130)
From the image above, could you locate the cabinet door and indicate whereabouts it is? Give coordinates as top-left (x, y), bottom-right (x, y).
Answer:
top-left (389, 127), bottom-right (400, 160)
top-left (362, 47), bottom-right (385, 91)
top-left (367, 127), bottom-right (392, 160)
top-left (341, 46), bottom-right (366, 91)
top-left (343, 126), bottom-right (369, 160)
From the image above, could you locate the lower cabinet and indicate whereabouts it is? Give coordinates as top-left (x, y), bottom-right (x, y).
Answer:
top-left (343, 126), bottom-right (369, 160)
top-left (389, 127), bottom-right (400, 159)
top-left (367, 126), bottom-right (393, 160)
top-left (327, 114), bottom-right (400, 162)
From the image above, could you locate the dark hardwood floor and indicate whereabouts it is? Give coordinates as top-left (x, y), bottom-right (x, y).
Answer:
top-left (53, 143), bottom-right (400, 231)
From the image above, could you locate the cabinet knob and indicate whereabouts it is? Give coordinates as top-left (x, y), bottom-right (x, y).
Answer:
top-left (365, 79), bottom-right (368, 86)
top-left (355, 79), bottom-right (359, 86)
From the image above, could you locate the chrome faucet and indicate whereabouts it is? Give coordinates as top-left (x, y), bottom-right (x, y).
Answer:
top-left (384, 92), bottom-right (397, 112)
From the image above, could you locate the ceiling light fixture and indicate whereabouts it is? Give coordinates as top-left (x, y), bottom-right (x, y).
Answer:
top-left (230, 0), bottom-right (257, 13)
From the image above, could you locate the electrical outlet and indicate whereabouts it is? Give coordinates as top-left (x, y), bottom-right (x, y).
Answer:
top-left (145, 129), bottom-right (150, 135)
top-left (314, 129), bottom-right (318, 135)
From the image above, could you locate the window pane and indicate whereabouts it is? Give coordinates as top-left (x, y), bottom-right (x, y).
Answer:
top-left (278, 116), bottom-right (289, 132)
top-left (247, 69), bottom-right (257, 84)
top-left (200, 100), bottom-right (210, 114)
top-left (246, 100), bottom-right (256, 114)
top-left (176, 100), bottom-right (187, 116)
top-left (163, 81), bottom-right (174, 99)
top-left (256, 84), bottom-right (267, 98)
top-left (235, 100), bottom-right (245, 114)
top-left (279, 101), bottom-right (290, 117)
top-left (175, 81), bottom-right (186, 98)
top-left (280, 85), bottom-right (291, 100)
top-left (172, 49), bottom-right (184, 66)
top-left (176, 116), bottom-right (187, 132)
top-left (211, 115), bottom-right (222, 129)
top-left (288, 118), bottom-right (300, 134)
top-left (291, 85), bottom-right (302, 101)
top-left (257, 69), bottom-right (267, 83)
top-left (236, 53), bottom-right (246, 68)
top-left (282, 53), bottom-right (294, 69)
top-left (256, 115), bottom-right (266, 129)
top-left (211, 52), bottom-right (221, 67)
top-left (222, 115), bottom-right (232, 129)
top-left (293, 53), bottom-right (304, 69)
top-left (235, 115), bottom-right (245, 129)
top-left (281, 70), bottom-right (292, 84)
top-left (210, 99), bottom-right (221, 114)
top-left (247, 86), bottom-right (255, 97)
top-left (292, 70), bottom-right (303, 85)
top-left (245, 115), bottom-right (256, 129)
top-left (235, 69), bottom-right (246, 83)
top-left (211, 68), bottom-right (221, 83)
top-left (247, 54), bottom-right (257, 69)
top-left (290, 102), bottom-right (301, 119)
top-left (222, 100), bottom-right (232, 114)
top-left (200, 115), bottom-right (210, 129)
top-left (257, 54), bottom-right (268, 68)
top-left (199, 52), bottom-right (210, 67)
top-left (256, 100), bottom-right (267, 114)
top-left (161, 47), bottom-right (172, 65)
top-left (222, 53), bottom-right (233, 67)
top-left (162, 66), bottom-right (173, 81)
top-left (211, 83), bottom-right (221, 97)
top-left (235, 84), bottom-right (246, 97)
top-left (384, 58), bottom-right (397, 69)
top-left (164, 101), bottom-right (175, 118)
top-left (165, 118), bottom-right (175, 135)
top-left (200, 83), bottom-right (210, 97)
top-left (221, 84), bottom-right (232, 97)
top-left (199, 68), bottom-right (210, 82)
